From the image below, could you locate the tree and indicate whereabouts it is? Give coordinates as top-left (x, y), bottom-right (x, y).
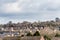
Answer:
top-left (33, 31), bottom-right (40, 36)
top-left (55, 33), bottom-right (60, 37)
top-left (21, 35), bottom-right (24, 37)
top-left (26, 32), bottom-right (32, 36)
top-left (44, 35), bottom-right (51, 40)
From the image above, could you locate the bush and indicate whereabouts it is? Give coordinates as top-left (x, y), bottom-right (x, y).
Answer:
top-left (55, 33), bottom-right (60, 37)
top-left (44, 35), bottom-right (51, 40)
top-left (26, 32), bottom-right (32, 36)
top-left (21, 35), bottom-right (24, 37)
top-left (33, 31), bottom-right (40, 36)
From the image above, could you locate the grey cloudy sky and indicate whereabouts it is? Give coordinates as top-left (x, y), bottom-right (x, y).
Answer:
top-left (0, 0), bottom-right (60, 24)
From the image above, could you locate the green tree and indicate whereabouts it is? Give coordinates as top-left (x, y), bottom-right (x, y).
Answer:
top-left (55, 33), bottom-right (60, 37)
top-left (33, 31), bottom-right (40, 36)
top-left (26, 32), bottom-right (32, 36)
top-left (21, 35), bottom-right (24, 37)
top-left (44, 35), bottom-right (51, 40)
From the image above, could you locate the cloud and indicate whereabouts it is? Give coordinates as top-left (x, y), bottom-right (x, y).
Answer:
top-left (0, 0), bottom-right (48, 13)
top-left (1, 0), bottom-right (60, 13)
top-left (3, 3), bottom-right (22, 13)
top-left (0, 0), bottom-right (60, 23)
top-left (0, 0), bottom-right (17, 3)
